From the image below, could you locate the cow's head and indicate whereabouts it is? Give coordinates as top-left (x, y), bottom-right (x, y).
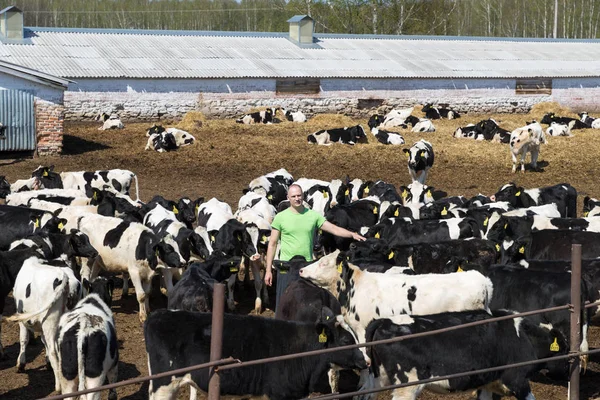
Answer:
top-left (368, 114), bottom-right (384, 130)
top-left (146, 124), bottom-right (165, 137)
top-left (583, 196), bottom-right (600, 217)
top-left (421, 103), bottom-right (433, 112)
top-left (491, 183), bottom-right (522, 207)
top-left (403, 143), bottom-right (430, 170)
top-left (0, 176), bottom-right (10, 198)
top-left (177, 196), bottom-right (203, 228)
top-left (68, 229), bottom-right (99, 258)
top-left (0, 123), bottom-right (6, 140)
top-left (346, 238), bottom-right (390, 262)
top-left (499, 236), bottom-right (529, 264)
top-left (299, 250), bottom-right (341, 290)
top-left (94, 112), bottom-right (111, 122)
top-left (156, 235), bottom-right (185, 269)
top-left (31, 165), bottom-right (63, 188)
top-left (540, 112), bottom-right (555, 125)
top-left (83, 276), bottom-right (114, 308)
top-left (199, 253), bottom-right (243, 281)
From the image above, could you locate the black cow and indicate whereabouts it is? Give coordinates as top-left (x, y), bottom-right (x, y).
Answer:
top-left (364, 217), bottom-right (481, 247)
top-left (307, 125), bottom-right (367, 146)
top-left (540, 112), bottom-right (589, 129)
top-left (492, 182), bottom-right (577, 218)
top-left (421, 103), bottom-right (460, 119)
top-left (235, 108), bottom-right (275, 124)
top-left (320, 199), bottom-right (380, 252)
top-left (0, 204), bottom-right (67, 250)
top-left (365, 310), bottom-right (568, 399)
top-left (145, 308), bottom-right (368, 400)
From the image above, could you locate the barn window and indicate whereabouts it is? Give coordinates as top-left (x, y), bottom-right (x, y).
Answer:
top-left (276, 78), bottom-right (320, 94)
top-left (516, 78), bottom-right (552, 95)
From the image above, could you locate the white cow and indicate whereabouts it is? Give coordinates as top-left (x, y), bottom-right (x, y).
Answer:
top-left (96, 112), bottom-right (124, 130)
top-left (509, 121), bottom-right (546, 173)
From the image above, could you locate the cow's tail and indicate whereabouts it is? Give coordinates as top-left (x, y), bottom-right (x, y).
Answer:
top-left (7, 272), bottom-right (69, 323)
top-left (132, 173), bottom-right (140, 202)
top-left (77, 314), bottom-right (87, 393)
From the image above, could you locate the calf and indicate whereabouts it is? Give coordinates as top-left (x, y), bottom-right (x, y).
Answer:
top-left (299, 252), bottom-right (493, 345)
top-left (366, 311), bottom-right (567, 399)
top-left (235, 108), bottom-right (275, 124)
top-left (546, 120), bottom-right (575, 137)
top-left (583, 196), bottom-right (600, 217)
top-left (541, 112), bottom-right (589, 129)
top-left (370, 127), bottom-right (405, 145)
top-left (8, 259), bottom-right (80, 391)
top-left (145, 126), bottom-right (196, 152)
top-left (403, 139), bottom-right (434, 184)
top-left (95, 112), bottom-right (124, 130)
top-left (237, 191), bottom-right (277, 223)
top-left (280, 108), bottom-right (307, 123)
top-left (477, 118), bottom-right (511, 143)
top-left (410, 118), bottom-right (436, 132)
top-left (578, 112), bottom-right (600, 129)
top-left (453, 124), bottom-right (479, 139)
top-left (0, 204), bottom-right (67, 250)
top-left (145, 131), bottom-right (178, 152)
top-left (56, 279), bottom-right (118, 400)
top-left (0, 176), bottom-right (10, 198)
top-left (509, 121), bottom-right (546, 173)
top-left (320, 199), bottom-right (380, 252)
top-left (421, 103), bottom-right (460, 119)
top-left (145, 308), bottom-right (368, 400)
top-left (307, 125), bottom-right (367, 146)
top-left (491, 182), bottom-right (577, 218)
top-left (245, 168), bottom-right (294, 206)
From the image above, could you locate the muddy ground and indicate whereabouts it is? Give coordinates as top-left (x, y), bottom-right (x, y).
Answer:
top-left (1, 110), bottom-right (600, 400)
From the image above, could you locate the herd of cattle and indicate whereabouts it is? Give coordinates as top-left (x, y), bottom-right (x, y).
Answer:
top-left (1, 157), bottom-right (600, 400)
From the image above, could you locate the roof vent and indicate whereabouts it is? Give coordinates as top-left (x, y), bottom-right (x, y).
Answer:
top-left (0, 6), bottom-right (23, 40)
top-left (287, 15), bottom-right (314, 45)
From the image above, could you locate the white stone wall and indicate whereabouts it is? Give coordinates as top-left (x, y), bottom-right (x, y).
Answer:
top-left (64, 77), bottom-right (600, 121)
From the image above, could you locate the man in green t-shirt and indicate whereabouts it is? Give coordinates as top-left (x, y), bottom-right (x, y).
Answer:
top-left (265, 184), bottom-right (365, 311)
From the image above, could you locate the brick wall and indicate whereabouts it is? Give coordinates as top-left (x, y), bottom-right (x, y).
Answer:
top-left (36, 100), bottom-right (64, 156)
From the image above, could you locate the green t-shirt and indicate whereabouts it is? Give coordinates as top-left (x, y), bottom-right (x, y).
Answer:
top-left (271, 208), bottom-right (327, 261)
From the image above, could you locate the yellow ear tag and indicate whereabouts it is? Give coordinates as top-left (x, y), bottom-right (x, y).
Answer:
top-left (402, 189), bottom-right (408, 198)
top-left (43, 170), bottom-right (49, 177)
top-left (58, 222), bottom-right (64, 230)
top-left (519, 246), bottom-right (525, 254)
top-left (230, 266), bottom-right (239, 272)
top-left (261, 235), bottom-right (267, 244)
top-left (550, 337), bottom-right (560, 352)
top-left (373, 206), bottom-right (378, 214)
top-left (374, 232), bottom-right (380, 239)
top-left (405, 152), bottom-right (410, 158)
top-left (210, 235), bottom-right (215, 242)
top-left (34, 219), bottom-right (40, 228)
top-left (427, 189), bottom-right (432, 196)
top-left (155, 249), bottom-right (160, 257)
top-left (515, 191), bottom-right (521, 197)
top-left (195, 205), bottom-right (199, 213)
top-left (93, 192), bottom-right (97, 200)
top-left (375, 116), bottom-right (378, 120)
top-left (322, 191), bottom-right (328, 198)
top-left (495, 244), bottom-right (500, 251)
top-left (441, 207), bottom-right (448, 216)
top-left (319, 329), bottom-right (328, 343)
top-left (267, 195), bottom-right (273, 200)
top-left (483, 217), bottom-right (489, 227)
top-left (394, 209), bottom-right (399, 217)
top-left (584, 211), bottom-right (589, 217)
top-left (457, 266), bottom-right (464, 272)
top-left (504, 223), bottom-right (508, 230)
top-left (337, 262), bottom-right (343, 273)
top-left (364, 187), bottom-right (370, 194)
top-left (345, 189), bottom-right (350, 196)
top-left (388, 251), bottom-right (394, 260)
top-left (172, 206), bottom-right (179, 214)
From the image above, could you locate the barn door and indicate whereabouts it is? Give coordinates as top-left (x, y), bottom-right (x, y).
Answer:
top-left (0, 89), bottom-right (35, 151)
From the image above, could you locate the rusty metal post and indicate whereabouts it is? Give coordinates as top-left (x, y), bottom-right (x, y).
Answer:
top-left (208, 283), bottom-right (225, 400)
top-left (569, 244), bottom-right (582, 400)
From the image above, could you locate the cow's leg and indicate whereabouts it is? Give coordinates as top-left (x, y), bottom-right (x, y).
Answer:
top-left (84, 372), bottom-right (107, 400)
top-left (129, 269), bottom-right (150, 323)
top-left (390, 385), bottom-right (422, 400)
top-left (328, 367), bottom-right (340, 394)
top-left (530, 148), bottom-right (539, 170)
top-left (226, 274), bottom-right (237, 311)
top-left (16, 323), bottom-right (30, 372)
top-left (60, 378), bottom-right (77, 399)
top-left (250, 258), bottom-right (264, 313)
top-left (106, 362), bottom-right (119, 400)
top-left (161, 268), bottom-right (174, 296)
top-left (122, 272), bottom-right (130, 297)
top-left (41, 323), bottom-right (62, 392)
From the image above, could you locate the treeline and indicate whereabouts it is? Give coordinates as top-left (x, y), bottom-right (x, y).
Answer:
top-left (1, 0), bottom-right (599, 38)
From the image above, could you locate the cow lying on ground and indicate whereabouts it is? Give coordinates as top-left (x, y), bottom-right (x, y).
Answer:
top-left (145, 125), bottom-right (196, 152)
top-left (579, 112), bottom-right (600, 129)
top-left (279, 108), bottom-right (307, 123)
top-left (540, 112), bottom-right (589, 129)
top-left (236, 108), bottom-right (275, 124)
top-left (546, 120), bottom-right (575, 137)
top-left (307, 125), bottom-right (367, 146)
top-left (95, 112), bottom-right (124, 130)
top-left (370, 127), bottom-right (405, 145)
top-left (509, 121), bottom-right (546, 173)
top-left (145, 307), bottom-right (368, 400)
top-left (422, 103), bottom-right (460, 119)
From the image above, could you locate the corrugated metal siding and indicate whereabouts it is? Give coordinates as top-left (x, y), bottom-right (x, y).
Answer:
top-left (0, 89), bottom-right (35, 151)
top-left (0, 28), bottom-right (599, 79)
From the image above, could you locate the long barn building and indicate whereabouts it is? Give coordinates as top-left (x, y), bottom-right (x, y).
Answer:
top-left (1, 6), bottom-right (600, 153)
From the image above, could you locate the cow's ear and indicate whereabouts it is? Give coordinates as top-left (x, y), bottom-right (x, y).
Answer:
top-left (402, 148), bottom-right (409, 155)
top-left (242, 188), bottom-right (249, 194)
top-left (53, 208), bottom-right (63, 217)
top-left (584, 196), bottom-right (591, 207)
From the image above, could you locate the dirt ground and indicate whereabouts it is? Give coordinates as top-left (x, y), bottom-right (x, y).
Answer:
top-left (2, 108), bottom-right (600, 399)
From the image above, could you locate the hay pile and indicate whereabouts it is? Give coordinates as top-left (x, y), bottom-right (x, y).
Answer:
top-left (176, 111), bottom-right (207, 132)
top-left (529, 102), bottom-right (577, 120)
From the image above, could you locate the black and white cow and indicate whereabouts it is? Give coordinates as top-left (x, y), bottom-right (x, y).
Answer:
top-left (146, 124), bottom-right (196, 146)
top-left (546, 120), bottom-right (575, 137)
top-left (509, 121), bottom-right (546, 173)
top-left (453, 124), bottom-right (480, 139)
top-left (583, 196), bottom-right (600, 217)
top-left (280, 108), bottom-right (307, 123)
top-left (370, 127), bottom-right (405, 145)
top-left (320, 199), bottom-right (380, 252)
top-left (31, 166), bottom-right (140, 201)
top-left (365, 310), bottom-right (567, 399)
top-left (477, 118), bottom-right (511, 143)
top-left (367, 114), bottom-right (387, 130)
top-left (578, 112), bottom-right (600, 129)
top-left (77, 214), bottom-right (184, 322)
top-left (299, 253), bottom-right (493, 345)
top-left (8, 258), bottom-right (81, 390)
top-left (56, 279), bottom-right (118, 400)
top-left (0, 204), bottom-right (67, 250)
top-left (145, 131), bottom-right (178, 152)
top-left (403, 139), bottom-right (434, 184)
top-left (95, 112), bottom-right (124, 130)
top-left (421, 103), bottom-right (460, 119)
top-left (410, 118), bottom-right (436, 133)
top-left (145, 308), bottom-right (368, 400)
top-left (491, 182), bottom-right (577, 218)
top-left (236, 108), bottom-right (275, 124)
top-left (307, 125), bottom-right (367, 146)
top-left (540, 112), bottom-right (589, 129)
top-left (245, 168), bottom-right (294, 207)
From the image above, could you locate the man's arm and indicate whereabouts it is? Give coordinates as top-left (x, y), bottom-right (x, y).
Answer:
top-left (320, 221), bottom-right (366, 242)
top-left (264, 228), bottom-right (280, 286)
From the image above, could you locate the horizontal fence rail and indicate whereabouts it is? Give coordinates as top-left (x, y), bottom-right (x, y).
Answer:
top-left (38, 300), bottom-right (600, 400)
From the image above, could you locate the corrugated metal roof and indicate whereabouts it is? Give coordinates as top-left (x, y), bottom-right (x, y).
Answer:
top-left (0, 59), bottom-right (70, 88)
top-left (0, 27), bottom-right (599, 79)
